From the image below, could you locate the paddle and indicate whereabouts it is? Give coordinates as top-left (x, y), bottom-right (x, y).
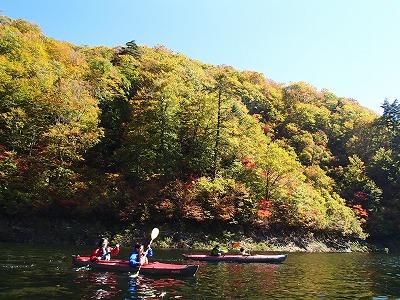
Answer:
top-left (74, 254), bottom-right (107, 271)
top-left (130, 227), bottom-right (159, 278)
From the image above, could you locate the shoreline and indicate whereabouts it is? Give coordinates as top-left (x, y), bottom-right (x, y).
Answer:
top-left (1, 216), bottom-right (397, 252)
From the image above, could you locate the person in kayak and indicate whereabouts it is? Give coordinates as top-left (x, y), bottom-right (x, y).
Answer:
top-left (240, 247), bottom-right (251, 256)
top-left (211, 244), bottom-right (227, 256)
top-left (129, 243), bottom-right (153, 267)
top-left (90, 238), bottom-right (120, 262)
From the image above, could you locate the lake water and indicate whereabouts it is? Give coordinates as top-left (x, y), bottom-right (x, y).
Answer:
top-left (0, 242), bottom-right (399, 299)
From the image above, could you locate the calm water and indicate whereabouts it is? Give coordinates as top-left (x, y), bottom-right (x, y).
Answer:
top-left (0, 242), bottom-right (399, 299)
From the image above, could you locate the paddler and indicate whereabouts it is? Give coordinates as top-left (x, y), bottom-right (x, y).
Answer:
top-left (211, 244), bottom-right (228, 256)
top-left (90, 237), bottom-right (120, 261)
top-left (129, 243), bottom-right (153, 267)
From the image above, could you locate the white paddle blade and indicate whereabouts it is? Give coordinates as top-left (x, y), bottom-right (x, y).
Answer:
top-left (151, 228), bottom-right (159, 240)
top-left (129, 271), bottom-right (140, 278)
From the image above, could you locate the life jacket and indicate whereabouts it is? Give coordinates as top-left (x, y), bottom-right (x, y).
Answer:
top-left (100, 247), bottom-right (111, 260)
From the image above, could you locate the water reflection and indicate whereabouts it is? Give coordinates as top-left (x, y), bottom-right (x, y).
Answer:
top-left (196, 262), bottom-right (281, 299)
top-left (1, 244), bottom-right (400, 300)
top-left (127, 276), bottom-right (185, 299)
top-left (73, 269), bottom-right (187, 299)
top-left (74, 271), bottom-right (121, 299)
top-left (278, 253), bottom-right (400, 299)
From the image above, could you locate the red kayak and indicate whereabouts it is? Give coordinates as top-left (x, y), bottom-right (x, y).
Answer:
top-left (72, 255), bottom-right (199, 276)
top-left (183, 253), bottom-right (287, 263)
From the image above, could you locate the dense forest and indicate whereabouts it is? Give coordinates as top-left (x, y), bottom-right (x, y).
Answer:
top-left (0, 16), bottom-right (399, 247)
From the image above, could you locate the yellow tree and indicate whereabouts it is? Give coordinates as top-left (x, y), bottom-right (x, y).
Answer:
top-left (0, 18), bottom-right (103, 212)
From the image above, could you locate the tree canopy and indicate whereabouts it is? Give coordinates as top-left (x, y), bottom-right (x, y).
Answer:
top-left (1, 16), bottom-right (398, 240)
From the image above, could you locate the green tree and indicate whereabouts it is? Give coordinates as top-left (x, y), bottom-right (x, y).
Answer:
top-left (367, 99), bottom-right (400, 236)
top-left (335, 155), bottom-right (382, 232)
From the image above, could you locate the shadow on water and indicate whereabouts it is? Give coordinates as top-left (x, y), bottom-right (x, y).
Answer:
top-left (1, 243), bottom-right (400, 299)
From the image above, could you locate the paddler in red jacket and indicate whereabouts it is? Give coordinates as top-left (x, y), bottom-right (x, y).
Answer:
top-left (90, 238), bottom-right (120, 262)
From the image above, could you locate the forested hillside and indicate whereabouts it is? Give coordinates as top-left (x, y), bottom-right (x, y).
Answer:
top-left (1, 16), bottom-right (399, 244)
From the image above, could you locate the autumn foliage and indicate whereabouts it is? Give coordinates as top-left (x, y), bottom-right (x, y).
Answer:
top-left (1, 15), bottom-right (399, 239)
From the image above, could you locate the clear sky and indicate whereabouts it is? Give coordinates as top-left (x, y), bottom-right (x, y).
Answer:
top-left (1, 0), bottom-right (399, 115)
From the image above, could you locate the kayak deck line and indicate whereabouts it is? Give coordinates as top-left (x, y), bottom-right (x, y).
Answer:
top-left (72, 255), bottom-right (199, 276)
top-left (182, 253), bottom-right (288, 263)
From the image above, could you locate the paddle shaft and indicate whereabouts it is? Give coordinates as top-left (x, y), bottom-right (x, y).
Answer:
top-left (74, 256), bottom-right (99, 271)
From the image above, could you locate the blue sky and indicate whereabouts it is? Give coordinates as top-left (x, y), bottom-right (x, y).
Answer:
top-left (1, 0), bottom-right (399, 115)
